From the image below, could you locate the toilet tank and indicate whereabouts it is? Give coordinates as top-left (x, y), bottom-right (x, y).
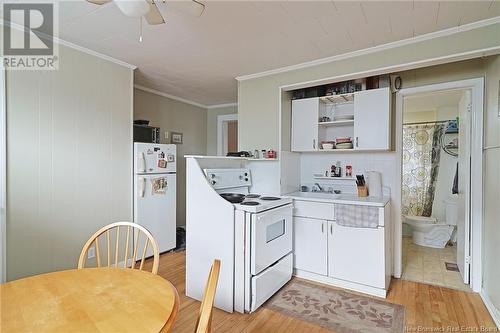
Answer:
top-left (444, 197), bottom-right (458, 225)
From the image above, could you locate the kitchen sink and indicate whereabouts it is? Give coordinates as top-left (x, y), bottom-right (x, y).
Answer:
top-left (287, 191), bottom-right (341, 199)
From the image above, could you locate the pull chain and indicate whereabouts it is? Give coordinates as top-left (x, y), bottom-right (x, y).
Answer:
top-left (139, 17), bottom-right (143, 42)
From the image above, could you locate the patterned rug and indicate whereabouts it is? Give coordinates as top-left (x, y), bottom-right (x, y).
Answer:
top-left (264, 279), bottom-right (405, 333)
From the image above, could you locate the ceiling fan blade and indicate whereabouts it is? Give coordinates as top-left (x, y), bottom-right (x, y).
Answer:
top-left (86, 0), bottom-right (112, 5)
top-left (144, 1), bottom-right (165, 25)
top-left (190, 0), bottom-right (205, 17)
top-left (169, 0), bottom-right (205, 17)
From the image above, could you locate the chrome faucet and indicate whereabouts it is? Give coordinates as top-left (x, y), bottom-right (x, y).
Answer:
top-left (314, 183), bottom-right (323, 192)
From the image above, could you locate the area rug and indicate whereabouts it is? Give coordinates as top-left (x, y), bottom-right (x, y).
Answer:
top-left (264, 279), bottom-right (405, 333)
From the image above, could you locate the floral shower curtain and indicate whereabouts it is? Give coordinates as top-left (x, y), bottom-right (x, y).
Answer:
top-left (402, 124), bottom-right (445, 217)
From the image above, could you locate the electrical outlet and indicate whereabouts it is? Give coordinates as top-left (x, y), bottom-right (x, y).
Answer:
top-left (164, 131), bottom-right (169, 140)
top-left (87, 246), bottom-right (96, 259)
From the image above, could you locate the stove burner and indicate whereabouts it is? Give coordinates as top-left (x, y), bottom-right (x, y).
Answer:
top-left (245, 194), bottom-right (261, 198)
top-left (260, 196), bottom-right (281, 201)
top-left (241, 201), bottom-right (260, 206)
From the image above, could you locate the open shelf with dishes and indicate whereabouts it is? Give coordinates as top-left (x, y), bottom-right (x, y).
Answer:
top-left (317, 92), bottom-right (355, 150)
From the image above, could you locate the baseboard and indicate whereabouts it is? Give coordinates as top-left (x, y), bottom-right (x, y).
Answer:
top-left (480, 289), bottom-right (500, 328)
top-left (294, 269), bottom-right (387, 298)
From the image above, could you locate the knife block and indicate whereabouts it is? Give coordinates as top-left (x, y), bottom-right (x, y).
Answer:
top-left (357, 186), bottom-right (368, 197)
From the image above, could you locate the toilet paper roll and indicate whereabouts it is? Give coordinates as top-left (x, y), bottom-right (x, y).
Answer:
top-left (367, 171), bottom-right (383, 197)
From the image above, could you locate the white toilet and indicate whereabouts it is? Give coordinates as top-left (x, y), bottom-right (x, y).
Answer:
top-left (404, 197), bottom-right (458, 248)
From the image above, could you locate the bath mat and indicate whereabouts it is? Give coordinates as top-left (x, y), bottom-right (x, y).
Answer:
top-left (265, 279), bottom-right (405, 333)
top-left (445, 262), bottom-right (460, 272)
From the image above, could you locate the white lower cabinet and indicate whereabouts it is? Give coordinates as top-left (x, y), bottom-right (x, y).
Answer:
top-left (293, 217), bottom-right (328, 276)
top-left (292, 200), bottom-right (391, 297)
top-left (327, 222), bottom-right (385, 289)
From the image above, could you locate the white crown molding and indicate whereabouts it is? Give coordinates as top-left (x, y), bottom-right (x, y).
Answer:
top-left (206, 103), bottom-right (237, 109)
top-left (56, 38), bottom-right (137, 70)
top-left (480, 290), bottom-right (500, 329)
top-left (236, 16), bottom-right (500, 81)
top-left (0, 20), bottom-right (137, 70)
top-left (134, 84), bottom-right (208, 109)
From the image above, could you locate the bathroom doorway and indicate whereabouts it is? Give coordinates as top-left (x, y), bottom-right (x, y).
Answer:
top-left (395, 79), bottom-right (484, 292)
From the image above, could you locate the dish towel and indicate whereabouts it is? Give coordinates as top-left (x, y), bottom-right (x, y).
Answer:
top-left (335, 204), bottom-right (379, 228)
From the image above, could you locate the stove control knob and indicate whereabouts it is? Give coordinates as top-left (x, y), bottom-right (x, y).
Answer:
top-left (210, 174), bottom-right (216, 179)
top-left (245, 178), bottom-right (249, 181)
top-left (239, 175), bottom-right (243, 180)
top-left (244, 172), bottom-right (248, 176)
top-left (211, 180), bottom-right (216, 185)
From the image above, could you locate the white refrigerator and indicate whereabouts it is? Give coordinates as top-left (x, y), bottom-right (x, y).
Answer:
top-left (134, 143), bottom-right (177, 255)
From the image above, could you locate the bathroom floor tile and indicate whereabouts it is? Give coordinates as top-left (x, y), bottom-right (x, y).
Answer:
top-left (402, 236), bottom-right (471, 292)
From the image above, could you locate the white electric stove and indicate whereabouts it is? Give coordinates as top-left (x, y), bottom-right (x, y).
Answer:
top-left (234, 194), bottom-right (292, 213)
top-left (186, 163), bottom-right (293, 313)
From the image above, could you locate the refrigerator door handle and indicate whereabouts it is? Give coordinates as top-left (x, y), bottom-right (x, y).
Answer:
top-left (138, 152), bottom-right (146, 173)
top-left (139, 177), bottom-right (146, 197)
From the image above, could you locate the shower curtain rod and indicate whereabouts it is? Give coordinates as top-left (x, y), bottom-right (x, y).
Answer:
top-left (403, 119), bottom-right (455, 125)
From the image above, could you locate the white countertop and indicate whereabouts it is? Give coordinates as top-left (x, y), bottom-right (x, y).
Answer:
top-left (285, 191), bottom-right (390, 207)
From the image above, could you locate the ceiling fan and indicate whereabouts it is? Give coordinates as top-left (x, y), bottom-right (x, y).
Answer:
top-left (87, 0), bottom-right (206, 25)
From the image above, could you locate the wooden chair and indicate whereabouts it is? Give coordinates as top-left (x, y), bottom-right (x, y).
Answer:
top-left (194, 259), bottom-right (221, 333)
top-left (78, 221), bottom-right (160, 274)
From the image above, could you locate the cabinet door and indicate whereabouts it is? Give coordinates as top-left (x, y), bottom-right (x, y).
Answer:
top-left (291, 98), bottom-right (319, 151)
top-left (353, 87), bottom-right (391, 150)
top-left (293, 217), bottom-right (328, 275)
top-left (327, 222), bottom-right (385, 288)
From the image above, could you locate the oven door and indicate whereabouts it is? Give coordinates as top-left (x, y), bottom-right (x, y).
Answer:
top-left (251, 204), bottom-right (293, 275)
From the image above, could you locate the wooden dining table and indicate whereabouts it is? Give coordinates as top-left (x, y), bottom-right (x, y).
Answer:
top-left (1, 268), bottom-right (179, 333)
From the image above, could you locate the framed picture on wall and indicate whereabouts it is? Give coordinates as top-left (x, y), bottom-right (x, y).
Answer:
top-left (171, 132), bottom-right (183, 144)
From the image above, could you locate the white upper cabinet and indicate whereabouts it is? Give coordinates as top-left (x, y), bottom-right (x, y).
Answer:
top-left (290, 87), bottom-right (391, 152)
top-left (353, 87), bottom-right (391, 150)
top-left (291, 97), bottom-right (319, 152)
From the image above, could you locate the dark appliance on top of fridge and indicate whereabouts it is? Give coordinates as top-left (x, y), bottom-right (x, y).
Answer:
top-left (134, 124), bottom-right (160, 143)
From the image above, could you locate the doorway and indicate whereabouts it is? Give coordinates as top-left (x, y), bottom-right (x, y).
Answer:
top-left (401, 89), bottom-right (470, 291)
top-left (217, 114), bottom-right (238, 156)
top-left (395, 78), bottom-right (484, 292)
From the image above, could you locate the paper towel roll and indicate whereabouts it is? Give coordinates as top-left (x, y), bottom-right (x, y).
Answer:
top-left (367, 171), bottom-right (382, 197)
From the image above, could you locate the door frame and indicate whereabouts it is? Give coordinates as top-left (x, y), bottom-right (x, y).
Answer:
top-left (216, 114), bottom-right (238, 156)
top-left (394, 78), bottom-right (484, 292)
top-left (0, 64), bottom-right (6, 283)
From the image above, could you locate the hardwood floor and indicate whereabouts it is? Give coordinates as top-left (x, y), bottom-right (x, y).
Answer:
top-left (145, 251), bottom-right (496, 333)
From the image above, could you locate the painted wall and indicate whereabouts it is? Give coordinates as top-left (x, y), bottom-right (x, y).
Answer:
top-left (238, 22), bottom-right (500, 151)
top-left (6, 45), bottom-right (133, 281)
top-left (134, 89), bottom-right (207, 227)
top-left (206, 105), bottom-right (237, 155)
top-left (482, 55), bottom-right (500, 324)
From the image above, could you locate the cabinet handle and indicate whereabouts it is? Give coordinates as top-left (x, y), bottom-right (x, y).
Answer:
top-left (313, 139), bottom-right (316, 150)
top-left (330, 224), bottom-right (333, 235)
top-left (321, 223), bottom-right (324, 233)
top-left (355, 136), bottom-right (359, 148)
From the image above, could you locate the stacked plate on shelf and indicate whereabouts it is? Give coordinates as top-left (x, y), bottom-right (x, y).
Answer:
top-left (335, 137), bottom-right (353, 149)
top-left (320, 141), bottom-right (336, 150)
